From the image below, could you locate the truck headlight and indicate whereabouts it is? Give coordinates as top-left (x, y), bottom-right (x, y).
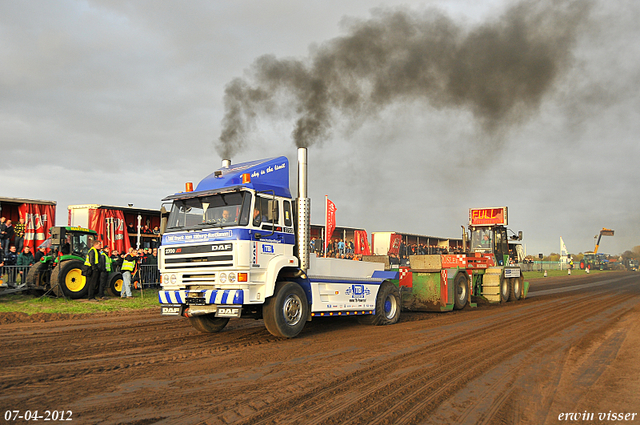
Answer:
top-left (170, 274), bottom-right (177, 284)
top-left (228, 272), bottom-right (236, 283)
top-left (219, 273), bottom-right (227, 283)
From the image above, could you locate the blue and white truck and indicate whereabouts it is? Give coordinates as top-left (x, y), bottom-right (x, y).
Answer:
top-left (158, 148), bottom-right (400, 337)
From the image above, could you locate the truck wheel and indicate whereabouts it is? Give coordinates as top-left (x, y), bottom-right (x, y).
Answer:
top-left (50, 260), bottom-right (88, 299)
top-left (453, 273), bottom-right (469, 310)
top-left (106, 272), bottom-right (123, 297)
top-left (263, 281), bottom-right (309, 338)
top-left (189, 314), bottom-right (230, 333)
top-left (26, 262), bottom-right (49, 288)
top-left (509, 276), bottom-right (523, 301)
top-left (358, 281), bottom-right (400, 326)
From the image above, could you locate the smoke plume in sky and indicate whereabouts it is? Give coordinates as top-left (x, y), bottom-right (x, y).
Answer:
top-left (217, 0), bottom-right (590, 159)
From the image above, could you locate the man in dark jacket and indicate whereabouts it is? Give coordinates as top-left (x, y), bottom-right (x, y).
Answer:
top-left (5, 246), bottom-right (18, 285)
top-left (84, 240), bottom-right (102, 301)
top-left (17, 247), bottom-right (34, 285)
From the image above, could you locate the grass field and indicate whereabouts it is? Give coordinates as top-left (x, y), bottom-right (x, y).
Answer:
top-left (523, 268), bottom-right (610, 279)
top-left (0, 289), bottom-right (160, 315)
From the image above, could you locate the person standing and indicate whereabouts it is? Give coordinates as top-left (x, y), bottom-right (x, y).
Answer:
top-left (17, 246), bottom-right (34, 284)
top-left (14, 218), bottom-right (26, 253)
top-left (1, 220), bottom-right (14, 252)
top-left (120, 248), bottom-right (136, 298)
top-left (110, 250), bottom-right (122, 273)
top-left (97, 247), bottom-right (112, 299)
top-left (0, 217), bottom-right (7, 252)
top-left (84, 240), bottom-right (102, 301)
top-left (5, 246), bottom-right (18, 285)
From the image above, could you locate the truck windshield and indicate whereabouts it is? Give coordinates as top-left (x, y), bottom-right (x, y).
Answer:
top-left (166, 192), bottom-right (251, 231)
top-left (471, 228), bottom-right (493, 253)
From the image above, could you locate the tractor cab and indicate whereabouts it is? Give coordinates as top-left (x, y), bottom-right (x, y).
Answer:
top-left (49, 226), bottom-right (98, 260)
top-left (468, 207), bottom-right (522, 266)
top-left (470, 226), bottom-right (510, 265)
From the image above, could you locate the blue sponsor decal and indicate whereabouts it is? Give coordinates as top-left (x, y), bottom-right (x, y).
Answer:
top-left (345, 285), bottom-right (370, 298)
top-left (262, 244), bottom-right (274, 254)
top-left (162, 228), bottom-right (295, 246)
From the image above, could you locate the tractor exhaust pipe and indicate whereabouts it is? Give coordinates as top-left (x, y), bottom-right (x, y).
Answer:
top-left (221, 159), bottom-right (231, 168)
top-left (297, 147), bottom-right (310, 272)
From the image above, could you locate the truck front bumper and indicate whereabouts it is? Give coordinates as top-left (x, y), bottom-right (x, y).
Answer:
top-left (159, 289), bottom-right (245, 305)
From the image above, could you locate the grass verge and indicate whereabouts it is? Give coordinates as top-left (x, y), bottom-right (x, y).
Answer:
top-left (0, 289), bottom-right (160, 315)
top-left (524, 269), bottom-right (611, 280)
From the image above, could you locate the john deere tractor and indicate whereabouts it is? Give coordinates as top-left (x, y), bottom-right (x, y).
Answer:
top-left (26, 226), bottom-right (123, 299)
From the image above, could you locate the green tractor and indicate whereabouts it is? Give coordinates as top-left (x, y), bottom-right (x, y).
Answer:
top-left (26, 226), bottom-right (123, 299)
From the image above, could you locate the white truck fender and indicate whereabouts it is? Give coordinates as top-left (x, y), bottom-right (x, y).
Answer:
top-left (264, 255), bottom-right (300, 299)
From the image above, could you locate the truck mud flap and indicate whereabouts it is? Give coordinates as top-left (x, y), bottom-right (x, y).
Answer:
top-left (161, 304), bottom-right (185, 316)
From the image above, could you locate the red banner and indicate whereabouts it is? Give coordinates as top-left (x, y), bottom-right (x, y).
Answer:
top-left (354, 230), bottom-right (371, 256)
top-left (324, 197), bottom-right (337, 253)
top-left (19, 204), bottom-right (56, 251)
top-left (88, 209), bottom-right (131, 253)
top-left (388, 233), bottom-right (402, 255)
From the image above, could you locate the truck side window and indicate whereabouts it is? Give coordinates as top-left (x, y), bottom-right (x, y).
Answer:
top-left (239, 192), bottom-right (252, 226)
top-left (283, 201), bottom-right (292, 227)
top-left (254, 197), bottom-right (279, 226)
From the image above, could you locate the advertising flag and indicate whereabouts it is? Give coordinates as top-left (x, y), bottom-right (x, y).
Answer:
top-left (324, 196), bottom-right (337, 254)
top-left (388, 233), bottom-right (403, 255)
top-left (19, 203), bottom-right (56, 251)
top-left (354, 230), bottom-right (371, 256)
top-left (560, 237), bottom-right (568, 258)
top-left (89, 208), bottom-right (131, 253)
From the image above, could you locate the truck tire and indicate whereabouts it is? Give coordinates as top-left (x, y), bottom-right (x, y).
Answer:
top-left (26, 262), bottom-right (49, 289)
top-left (189, 314), bottom-right (230, 333)
top-left (263, 281), bottom-right (309, 338)
top-left (50, 260), bottom-right (88, 299)
top-left (453, 273), bottom-right (469, 310)
top-left (358, 281), bottom-right (400, 326)
top-left (106, 272), bottom-right (123, 297)
top-left (509, 276), bottom-right (523, 301)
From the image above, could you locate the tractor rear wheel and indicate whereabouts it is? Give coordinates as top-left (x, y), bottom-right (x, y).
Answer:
top-left (50, 260), bottom-right (88, 299)
top-left (106, 272), bottom-right (123, 297)
top-left (26, 262), bottom-right (50, 289)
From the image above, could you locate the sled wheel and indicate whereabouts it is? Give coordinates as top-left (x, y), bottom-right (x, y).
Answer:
top-left (509, 276), bottom-right (523, 301)
top-left (453, 273), bottom-right (469, 310)
top-left (500, 274), bottom-right (510, 303)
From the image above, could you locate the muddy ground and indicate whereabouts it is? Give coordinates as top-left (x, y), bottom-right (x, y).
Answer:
top-left (1, 272), bottom-right (639, 424)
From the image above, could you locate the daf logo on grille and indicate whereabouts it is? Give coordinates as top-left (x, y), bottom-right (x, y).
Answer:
top-left (212, 243), bottom-right (232, 252)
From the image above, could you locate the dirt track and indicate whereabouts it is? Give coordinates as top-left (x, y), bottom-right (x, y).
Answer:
top-left (1, 272), bottom-right (639, 424)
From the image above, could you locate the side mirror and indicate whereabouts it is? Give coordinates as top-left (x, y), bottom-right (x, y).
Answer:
top-left (518, 231), bottom-right (523, 241)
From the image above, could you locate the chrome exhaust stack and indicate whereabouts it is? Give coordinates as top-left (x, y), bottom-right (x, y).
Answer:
top-left (221, 159), bottom-right (231, 168)
top-left (297, 147), bottom-right (310, 272)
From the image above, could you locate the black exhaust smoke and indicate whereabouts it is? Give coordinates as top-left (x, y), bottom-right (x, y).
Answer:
top-left (216, 0), bottom-right (590, 159)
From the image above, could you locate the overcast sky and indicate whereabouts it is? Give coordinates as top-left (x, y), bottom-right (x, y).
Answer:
top-left (1, 0), bottom-right (638, 256)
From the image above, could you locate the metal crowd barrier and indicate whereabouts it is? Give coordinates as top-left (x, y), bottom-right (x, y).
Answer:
top-left (0, 265), bottom-right (32, 287)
